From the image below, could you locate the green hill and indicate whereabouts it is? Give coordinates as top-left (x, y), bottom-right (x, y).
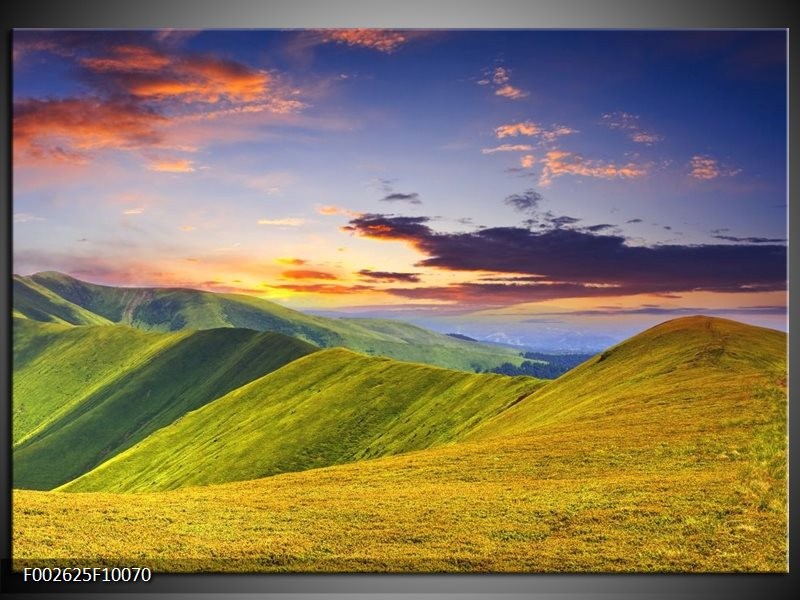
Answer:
top-left (60, 350), bottom-right (544, 492)
top-left (13, 275), bottom-right (113, 326)
top-left (15, 271), bottom-right (524, 372)
top-left (13, 321), bottom-right (317, 490)
top-left (15, 316), bottom-right (787, 572)
top-left (467, 315), bottom-right (787, 441)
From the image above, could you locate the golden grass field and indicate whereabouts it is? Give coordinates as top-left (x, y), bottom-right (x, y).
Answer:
top-left (13, 316), bottom-right (787, 572)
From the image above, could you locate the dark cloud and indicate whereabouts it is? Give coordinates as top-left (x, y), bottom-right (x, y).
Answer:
top-left (345, 213), bottom-right (786, 303)
top-left (584, 223), bottom-right (615, 232)
top-left (713, 235), bottom-right (786, 244)
top-left (549, 215), bottom-right (581, 228)
top-left (358, 269), bottom-right (420, 283)
top-left (342, 214), bottom-right (431, 240)
top-left (504, 189), bottom-right (543, 213)
top-left (378, 178), bottom-right (396, 193)
top-left (381, 192), bottom-right (421, 204)
top-left (626, 218), bottom-right (643, 223)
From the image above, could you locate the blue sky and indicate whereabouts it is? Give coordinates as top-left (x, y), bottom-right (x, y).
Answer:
top-left (13, 29), bottom-right (787, 349)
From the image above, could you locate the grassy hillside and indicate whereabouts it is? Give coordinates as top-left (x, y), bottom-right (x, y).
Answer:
top-left (13, 318), bottom-right (183, 445)
top-left (13, 316), bottom-right (787, 571)
top-left (13, 321), bottom-right (317, 490)
top-left (467, 315), bottom-right (787, 441)
top-left (14, 319), bottom-right (787, 572)
top-left (16, 271), bottom-right (523, 372)
top-left (13, 276), bottom-right (113, 326)
top-left (61, 350), bottom-right (544, 492)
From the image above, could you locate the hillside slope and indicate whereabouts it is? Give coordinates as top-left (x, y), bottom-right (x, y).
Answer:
top-left (467, 315), bottom-right (787, 441)
top-left (15, 317), bottom-right (787, 572)
top-left (13, 321), bottom-right (317, 490)
top-left (13, 276), bottom-right (113, 326)
top-left (61, 350), bottom-right (544, 492)
top-left (16, 271), bottom-right (524, 372)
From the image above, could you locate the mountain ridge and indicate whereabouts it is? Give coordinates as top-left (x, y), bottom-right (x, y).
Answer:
top-left (14, 271), bottom-right (525, 372)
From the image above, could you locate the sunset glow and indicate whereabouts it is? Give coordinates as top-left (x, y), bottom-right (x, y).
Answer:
top-left (13, 29), bottom-right (787, 349)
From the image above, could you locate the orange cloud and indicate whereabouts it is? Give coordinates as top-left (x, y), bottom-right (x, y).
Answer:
top-left (316, 204), bottom-right (358, 216)
top-left (14, 97), bottom-right (165, 163)
top-left (15, 42), bottom-right (307, 169)
top-left (277, 257), bottom-right (307, 265)
top-left (540, 126), bottom-right (579, 142)
top-left (539, 150), bottom-right (647, 186)
top-left (478, 66), bottom-right (529, 100)
top-left (520, 154), bottom-right (535, 168)
top-left (281, 270), bottom-right (338, 280)
top-left (495, 85), bottom-right (528, 100)
top-left (80, 45), bottom-right (171, 72)
top-left (81, 45), bottom-right (271, 104)
top-left (147, 158), bottom-right (196, 173)
top-left (601, 112), bottom-right (662, 145)
top-left (495, 121), bottom-right (541, 138)
top-left (127, 67), bottom-right (268, 104)
top-left (322, 29), bottom-right (408, 53)
top-left (689, 155), bottom-right (739, 180)
top-left (482, 144), bottom-right (534, 154)
top-left (267, 283), bottom-right (374, 294)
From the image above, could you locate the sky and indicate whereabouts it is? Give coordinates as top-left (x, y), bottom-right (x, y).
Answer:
top-left (12, 29), bottom-right (787, 350)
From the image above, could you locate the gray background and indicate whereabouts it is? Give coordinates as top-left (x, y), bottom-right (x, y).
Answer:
top-left (0, 1), bottom-right (795, 597)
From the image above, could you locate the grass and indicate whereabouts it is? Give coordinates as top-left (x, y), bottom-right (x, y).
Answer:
top-left (13, 318), bottom-right (182, 445)
top-left (18, 271), bottom-right (525, 372)
top-left (14, 404), bottom-right (786, 572)
top-left (12, 316), bottom-right (787, 572)
top-left (13, 276), bottom-right (113, 326)
top-left (60, 349), bottom-right (544, 492)
top-left (13, 321), bottom-right (317, 490)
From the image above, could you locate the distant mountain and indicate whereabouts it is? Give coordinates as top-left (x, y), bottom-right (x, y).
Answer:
top-left (13, 318), bottom-right (317, 490)
top-left (13, 272), bottom-right (524, 372)
top-left (60, 350), bottom-right (544, 492)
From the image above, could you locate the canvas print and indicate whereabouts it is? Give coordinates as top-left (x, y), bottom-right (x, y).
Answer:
top-left (12, 29), bottom-right (787, 573)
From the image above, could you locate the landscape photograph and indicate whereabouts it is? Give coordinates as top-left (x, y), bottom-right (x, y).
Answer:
top-left (11, 28), bottom-right (787, 572)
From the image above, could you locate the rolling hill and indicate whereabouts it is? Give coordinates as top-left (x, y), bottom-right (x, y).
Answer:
top-left (13, 319), bottom-right (318, 490)
top-left (13, 271), bottom-right (525, 372)
top-left (13, 276), bottom-right (113, 326)
top-left (60, 350), bottom-right (544, 492)
top-left (14, 316), bottom-right (787, 572)
top-left (467, 315), bottom-right (787, 440)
